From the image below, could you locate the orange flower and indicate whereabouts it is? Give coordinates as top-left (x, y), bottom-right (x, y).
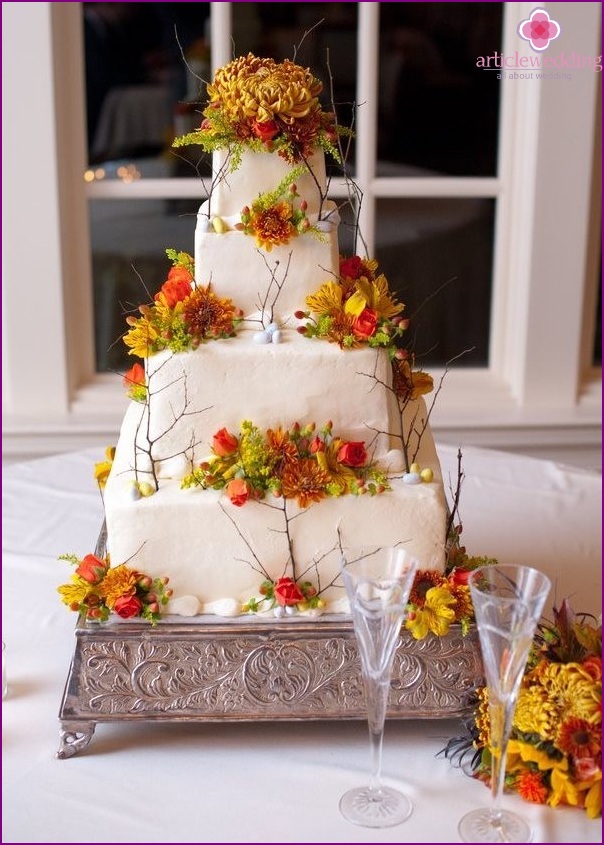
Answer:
top-left (249, 202), bottom-right (295, 251)
top-left (155, 266), bottom-right (193, 307)
top-left (556, 717), bottom-right (601, 759)
top-left (123, 362), bottom-right (145, 388)
top-left (281, 458), bottom-right (329, 508)
top-left (212, 428), bottom-right (239, 457)
top-left (515, 769), bottom-right (549, 805)
top-left (226, 478), bottom-right (252, 507)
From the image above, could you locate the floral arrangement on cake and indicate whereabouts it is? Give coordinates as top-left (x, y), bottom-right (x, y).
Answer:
top-left (297, 255), bottom-right (407, 352)
top-left (235, 165), bottom-right (325, 251)
top-left (182, 420), bottom-right (388, 507)
top-left (123, 249), bottom-right (243, 358)
top-left (57, 553), bottom-right (172, 624)
top-left (446, 600), bottom-right (602, 818)
top-left (172, 53), bottom-right (345, 166)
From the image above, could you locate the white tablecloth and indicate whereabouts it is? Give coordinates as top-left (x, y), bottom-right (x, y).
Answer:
top-left (2, 446), bottom-right (601, 843)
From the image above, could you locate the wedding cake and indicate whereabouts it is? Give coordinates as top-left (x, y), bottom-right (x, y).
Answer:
top-left (102, 54), bottom-right (448, 617)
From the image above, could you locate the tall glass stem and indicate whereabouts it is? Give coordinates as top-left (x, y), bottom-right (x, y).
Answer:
top-left (489, 693), bottom-right (516, 827)
top-left (365, 675), bottom-right (390, 795)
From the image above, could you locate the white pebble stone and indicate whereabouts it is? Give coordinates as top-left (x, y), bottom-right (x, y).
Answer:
top-left (266, 322), bottom-right (279, 336)
top-left (203, 597), bottom-right (240, 617)
top-left (402, 472), bottom-right (422, 485)
top-left (253, 331), bottom-right (271, 344)
top-left (315, 220), bottom-right (333, 233)
top-left (285, 605), bottom-right (296, 615)
top-left (271, 330), bottom-right (282, 344)
top-left (274, 606), bottom-right (286, 618)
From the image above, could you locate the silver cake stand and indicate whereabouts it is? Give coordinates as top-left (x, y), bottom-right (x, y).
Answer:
top-left (57, 614), bottom-right (483, 758)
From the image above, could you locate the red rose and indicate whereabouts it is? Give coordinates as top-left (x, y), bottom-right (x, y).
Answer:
top-left (226, 478), bottom-right (251, 507)
top-left (75, 554), bottom-right (109, 585)
top-left (351, 307), bottom-right (379, 340)
top-left (113, 595), bottom-right (143, 619)
top-left (339, 255), bottom-right (364, 280)
top-left (449, 567), bottom-right (472, 586)
top-left (212, 427), bottom-right (239, 456)
top-left (252, 119), bottom-right (280, 142)
top-left (122, 362), bottom-right (145, 389)
top-left (337, 441), bottom-right (368, 467)
top-left (273, 577), bottom-right (304, 607)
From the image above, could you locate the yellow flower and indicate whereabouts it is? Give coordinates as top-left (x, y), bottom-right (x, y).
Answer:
top-left (94, 446), bottom-right (116, 490)
top-left (584, 775), bottom-right (602, 819)
top-left (123, 313), bottom-right (160, 358)
top-left (315, 440), bottom-right (357, 494)
top-left (406, 586), bottom-right (456, 639)
top-left (57, 576), bottom-right (94, 607)
top-left (99, 565), bottom-right (138, 609)
top-left (343, 276), bottom-right (403, 320)
top-left (514, 685), bottom-right (560, 740)
top-left (539, 662), bottom-right (601, 723)
top-left (550, 766), bottom-right (582, 809)
top-left (507, 739), bottom-right (568, 773)
top-left (306, 281), bottom-right (343, 315)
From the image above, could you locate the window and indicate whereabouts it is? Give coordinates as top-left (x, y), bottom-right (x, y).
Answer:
top-left (2, 2), bottom-right (601, 468)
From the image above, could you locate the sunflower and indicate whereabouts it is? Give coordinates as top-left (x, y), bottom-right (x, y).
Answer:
top-left (281, 458), bottom-right (329, 508)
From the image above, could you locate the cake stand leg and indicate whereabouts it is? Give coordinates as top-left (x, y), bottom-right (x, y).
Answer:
top-left (57, 720), bottom-right (97, 759)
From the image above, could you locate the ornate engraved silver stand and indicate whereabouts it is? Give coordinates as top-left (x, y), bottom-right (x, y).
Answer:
top-left (57, 616), bottom-right (482, 758)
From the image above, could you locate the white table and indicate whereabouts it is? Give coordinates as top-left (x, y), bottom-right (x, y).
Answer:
top-left (2, 446), bottom-right (601, 843)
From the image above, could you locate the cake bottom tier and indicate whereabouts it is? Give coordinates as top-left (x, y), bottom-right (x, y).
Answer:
top-left (104, 476), bottom-right (447, 616)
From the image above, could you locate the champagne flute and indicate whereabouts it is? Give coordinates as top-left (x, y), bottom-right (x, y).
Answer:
top-left (339, 547), bottom-right (418, 827)
top-left (459, 564), bottom-right (551, 843)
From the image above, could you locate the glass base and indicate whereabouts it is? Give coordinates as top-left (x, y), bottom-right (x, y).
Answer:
top-left (339, 785), bottom-right (413, 828)
top-left (458, 807), bottom-right (532, 842)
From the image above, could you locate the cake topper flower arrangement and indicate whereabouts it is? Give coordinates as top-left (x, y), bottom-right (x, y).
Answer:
top-left (172, 53), bottom-right (346, 167)
top-left (123, 249), bottom-right (243, 358)
top-left (445, 600), bottom-right (602, 818)
top-left (57, 553), bottom-right (173, 624)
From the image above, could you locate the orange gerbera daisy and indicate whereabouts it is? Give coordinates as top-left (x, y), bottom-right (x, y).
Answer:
top-left (281, 458), bottom-right (329, 508)
top-left (556, 717), bottom-right (602, 759)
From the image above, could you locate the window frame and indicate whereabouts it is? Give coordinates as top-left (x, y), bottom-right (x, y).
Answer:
top-left (2, 1), bottom-right (601, 466)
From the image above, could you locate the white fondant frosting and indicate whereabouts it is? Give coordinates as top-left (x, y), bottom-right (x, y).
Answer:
top-left (104, 139), bottom-right (449, 617)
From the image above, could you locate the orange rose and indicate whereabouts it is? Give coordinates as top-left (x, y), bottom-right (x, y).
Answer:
top-left (226, 478), bottom-right (251, 507)
top-left (75, 554), bottom-right (110, 585)
top-left (274, 577), bottom-right (304, 607)
top-left (337, 441), bottom-right (368, 467)
top-left (212, 427), bottom-right (239, 456)
top-left (351, 307), bottom-right (378, 340)
top-left (113, 595), bottom-right (143, 619)
top-left (309, 435), bottom-right (324, 453)
top-left (155, 266), bottom-right (193, 307)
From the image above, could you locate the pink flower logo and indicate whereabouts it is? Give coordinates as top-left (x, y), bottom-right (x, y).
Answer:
top-left (518, 8), bottom-right (561, 52)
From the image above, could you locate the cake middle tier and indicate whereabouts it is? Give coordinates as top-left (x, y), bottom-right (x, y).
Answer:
top-left (195, 201), bottom-right (339, 321)
top-left (121, 332), bottom-right (411, 475)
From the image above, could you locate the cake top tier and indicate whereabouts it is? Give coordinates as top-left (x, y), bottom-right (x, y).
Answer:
top-left (173, 53), bottom-right (343, 166)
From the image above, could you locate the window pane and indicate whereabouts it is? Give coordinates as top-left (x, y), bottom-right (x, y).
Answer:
top-left (90, 196), bottom-right (197, 372)
top-left (375, 198), bottom-right (496, 366)
top-left (378, 3), bottom-right (502, 176)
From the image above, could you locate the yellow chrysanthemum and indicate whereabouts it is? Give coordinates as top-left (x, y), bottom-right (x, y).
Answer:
top-left (539, 662), bottom-right (601, 723)
top-left (514, 685), bottom-right (560, 740)
top-left (99, 565), bottom-right (138, 609)
top-left (406, 586), bottom-right (456, 639)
